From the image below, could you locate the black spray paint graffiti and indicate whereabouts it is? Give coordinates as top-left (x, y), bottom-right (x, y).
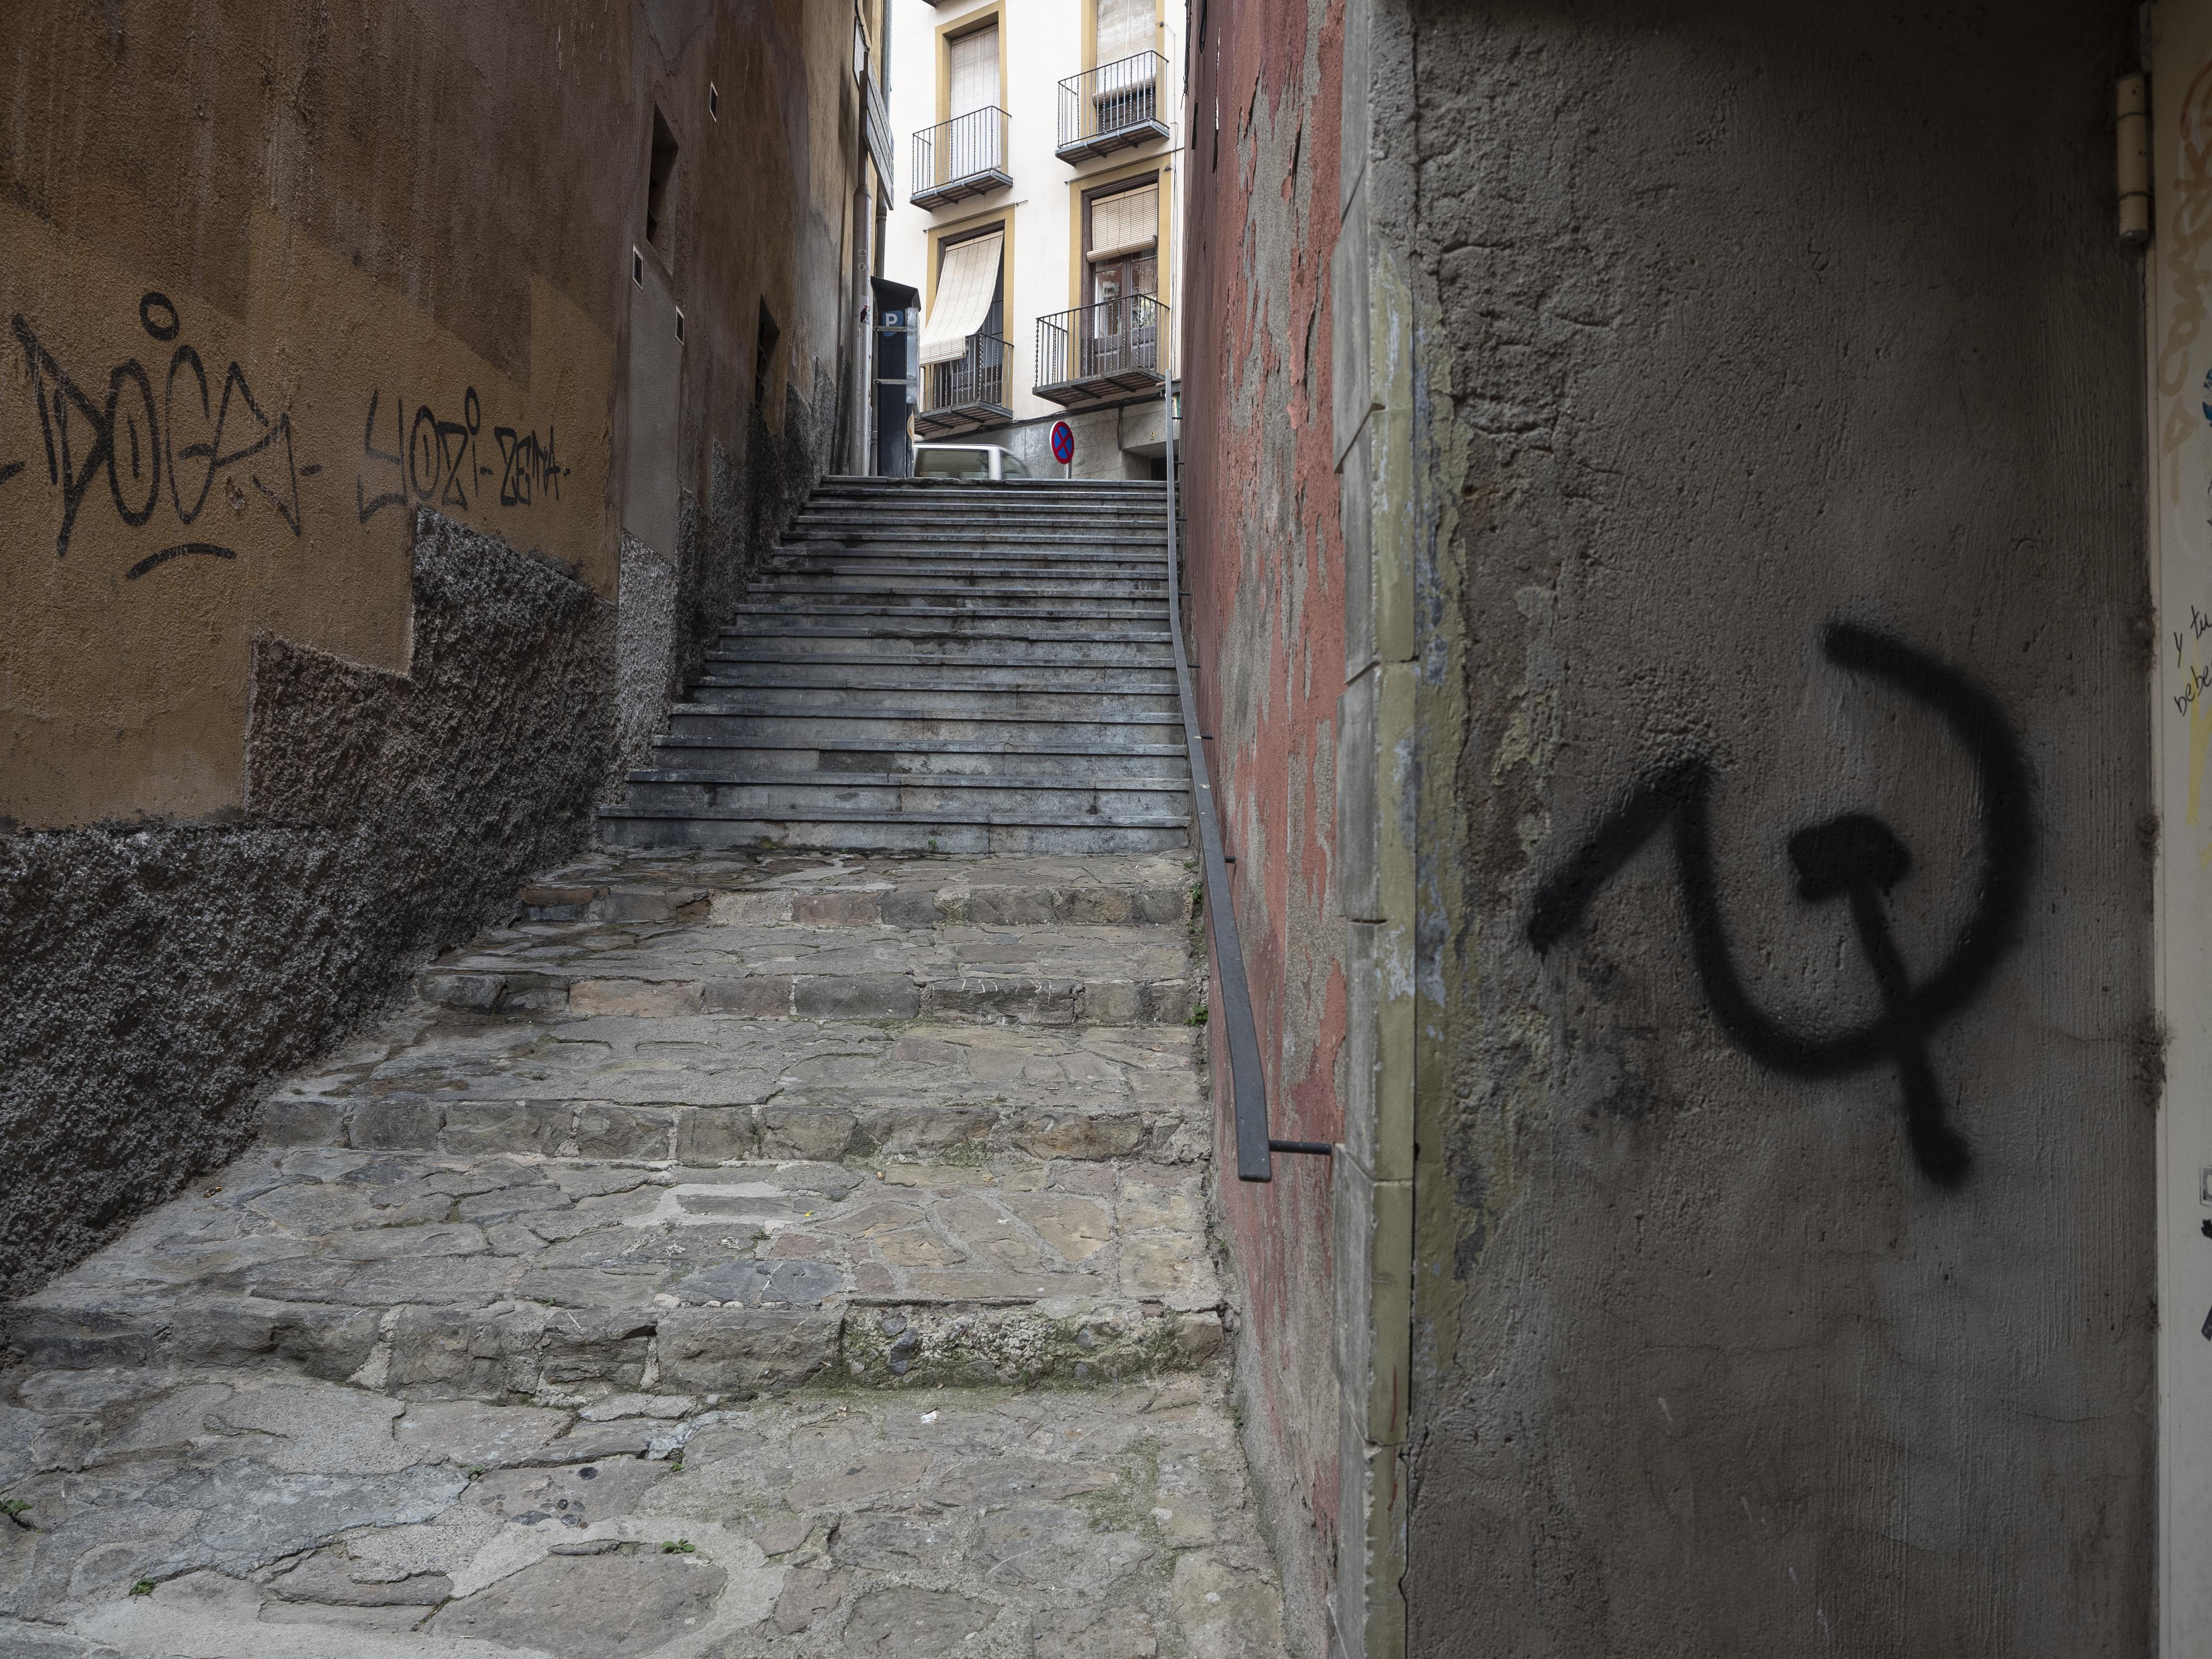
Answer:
top-left (0, 292), bottom-right (312, 577)
top-left (1527, 623), bottom-right (2032, 1188)
top-left (355, 386), bottom-right (568, 524)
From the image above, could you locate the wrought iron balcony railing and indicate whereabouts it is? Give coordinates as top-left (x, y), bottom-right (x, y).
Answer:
top-left (1034, 295), bottom-right (1168, 409)
top-left (1057, 52), bottom-right (1170, 161)
top-left (916, 332), bottom-right (1011, 437)
top-left (911, 108), bottom-right (1011, 209)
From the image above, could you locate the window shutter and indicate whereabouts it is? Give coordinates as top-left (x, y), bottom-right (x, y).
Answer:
top-left (950, 25), bottom-right (999, 117)
top-left (1088, 185), bottom-right (1159, 262)
top-left (1097, 0), bottom-right (1152, 65)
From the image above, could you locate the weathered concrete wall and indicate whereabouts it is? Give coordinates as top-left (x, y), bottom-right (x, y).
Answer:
top-left (1403, 2), bottom-right (2155, 1653)
top-left (1181, 2), bottom-right (1353, 1653)
top-left (0, 2), bottom-right (875, 1295)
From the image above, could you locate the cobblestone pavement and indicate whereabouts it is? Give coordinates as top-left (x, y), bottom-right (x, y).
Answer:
top-left (0, 851), bottom-right (1285, 1657)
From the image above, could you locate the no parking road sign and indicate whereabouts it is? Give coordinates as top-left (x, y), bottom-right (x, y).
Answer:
top-left (1049, 419), bottom-right (1075, 469)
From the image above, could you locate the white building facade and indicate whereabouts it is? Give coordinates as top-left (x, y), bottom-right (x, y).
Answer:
top-left (885, 0), bottom-right (1184, 479)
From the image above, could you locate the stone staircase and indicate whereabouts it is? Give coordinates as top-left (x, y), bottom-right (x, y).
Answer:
top-left (599, 476), bottom-right (1192, 855)
top-left (0, 477), bottom-right (1286, 1656)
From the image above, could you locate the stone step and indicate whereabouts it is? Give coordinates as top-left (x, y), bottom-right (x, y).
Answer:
top-left (512, 849), bottom-right (1197, 927)
top-left (641, 736), bottom-right (1190, 779)
top-left (811, 476), bottom-right (1165, 499)
top-left (262, 1009), bottom-right (1204, 1156)
top-left (760, 569), bottom-right (1168, 599)
top-left (597, 809), bottom-right (1192, 856)
top-left (681, 684), bottom-right (1180, 720)
top-left (696, 658), bottom-right (1177, 690)
top-left (3, 1145), bottom-right (1222, 1401)
top-left (416, 916), bottom-right (1196, 1027)
top-left (782, 531), bottom-right (1166, 555)
top-left (725, 606), bottom-right (1177, 641)
top-left (795, 497), bottom-right (1167, 518)
top-left (734, 590), bottom-right (1166, 619)
top-left (717, 624), bottom-right (1173, 656)
top-left (619, 773), bottom-right (1189, 822)
top-left (662, 708), bottom-right (1185, 752)
top-left (769, 548), bottom-right (1177, 575)
top-left (776, 534), bottom-right (1167, 560)
top-left (0, 1372), bottom-right (1274, 1658)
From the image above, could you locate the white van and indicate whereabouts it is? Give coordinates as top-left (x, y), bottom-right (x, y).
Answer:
top-left (911, 443), bottom-right (1032, 481)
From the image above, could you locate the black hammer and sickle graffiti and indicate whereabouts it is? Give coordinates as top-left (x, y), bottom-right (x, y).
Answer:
top-left (1527, 623), bottom-right (2032, 1189)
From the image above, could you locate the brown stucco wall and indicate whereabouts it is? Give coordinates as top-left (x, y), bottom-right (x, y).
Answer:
top-left (0, 0), bottom-right (878, 1295)
top-left (1402, 2), bottom-right (2156, 1653)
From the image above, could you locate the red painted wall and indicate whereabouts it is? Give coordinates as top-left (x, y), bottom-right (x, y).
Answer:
top-left (1179, 2), bottom-right (1348, 1646)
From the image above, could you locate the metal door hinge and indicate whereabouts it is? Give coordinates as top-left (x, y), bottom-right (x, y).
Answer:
top-left (2120, 72), bottom-right (2152, 246)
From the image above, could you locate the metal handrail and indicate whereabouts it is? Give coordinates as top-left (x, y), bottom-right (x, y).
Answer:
top-left (1034, 295), bottom-right (1166, 392)
top-left (1058, 51), bottom-right (1169, 153)
top-left (1164, 383), bottom-right (1306, 1182)
top-left (911, 107), bottom-right (1009, 200)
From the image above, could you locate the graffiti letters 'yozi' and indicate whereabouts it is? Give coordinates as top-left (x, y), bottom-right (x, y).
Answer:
top-left (1527, 623), bottom-right (2032, 1189)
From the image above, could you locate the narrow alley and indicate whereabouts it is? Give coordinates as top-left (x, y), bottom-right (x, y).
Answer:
top-left (8, 2), bottom-right (2198, 1653)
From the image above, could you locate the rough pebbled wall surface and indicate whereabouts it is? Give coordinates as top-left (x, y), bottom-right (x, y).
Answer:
top-left (1404, 2), bottom-right (2155, 1653)
top-left (0, 514), bottom-right (612, 1298)
top-left (1182, 1), bottom-right (1351, 1651)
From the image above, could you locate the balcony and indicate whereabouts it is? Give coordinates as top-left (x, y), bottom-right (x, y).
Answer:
top-left (1057, 52), bottom-right (1170, 162)
top-left (917, 332), bottom-right (1011, 438)
top-left (1033, 296), bottom-right (1168, 411)
top-left (911, 108), bottom-right (1010, 210)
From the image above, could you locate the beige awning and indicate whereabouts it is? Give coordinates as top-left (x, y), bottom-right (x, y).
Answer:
top-left (919, 231), bottom-right (1003, 365)
top-left (1088, 185), bottom-right (1158, 263)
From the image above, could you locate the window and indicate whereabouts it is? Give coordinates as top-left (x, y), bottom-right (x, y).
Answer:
top-left (1084, 183), bottom-right (1160, 379)
top-left (754, 301), bottom-right (780, 405)
top-left (645, 109), bottom-right (678, 249)
top-left (915, 446), bottom-right (993, 479)
top-left (1087, 182), bottom-right (1159, 299)
top-left (918, 229), bottom-right (1007, 412)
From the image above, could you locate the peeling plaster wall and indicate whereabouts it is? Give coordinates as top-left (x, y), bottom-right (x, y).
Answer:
top-left (0, 2), bottom-right (872, 1296)
top-left (1403, 3), bottom-right (2155, 1653)
top-left (1182, 2), bottom-right (1353, 1652)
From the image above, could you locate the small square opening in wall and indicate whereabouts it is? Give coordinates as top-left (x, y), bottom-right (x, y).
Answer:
top-left (709, 83), bottom-right (720, 120)
top-left (675, 308), bottom-right (685, 344)
top-left (632, 248), bottom-right (642, 286)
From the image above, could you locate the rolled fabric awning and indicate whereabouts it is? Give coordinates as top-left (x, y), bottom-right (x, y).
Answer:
top-left (919, 231), bottom-right (1003, 365)
top-left (1088, 185), bottom-right (1158, 263)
